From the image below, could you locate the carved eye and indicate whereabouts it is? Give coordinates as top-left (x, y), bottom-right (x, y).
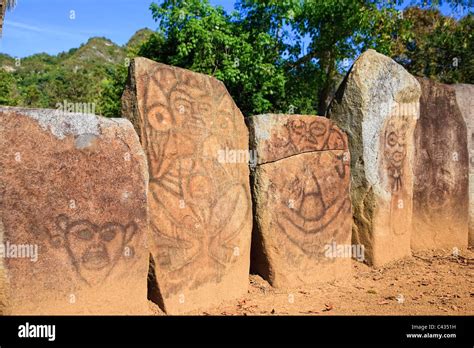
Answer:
top-left (387, 132), bottom-right (398, 147)
top-left (174, 98), bottom-right (192, 116)
top-left (290, 120), bottom-right (305, 135)
top-left (101, 227), bottom-right (118, 242)
top-left (309, 121), bottom-right (327, 137)
top-left (76, 229), bottom-right (93, 241)
top-left (148, 105), bottom-right (173, 132)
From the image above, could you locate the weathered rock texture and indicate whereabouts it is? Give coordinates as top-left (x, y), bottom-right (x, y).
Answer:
top-left (0, 0), bottom-right (6, 36)
top-left (0, 107), bottom-right (149, 315)
top-left (327, 49), bottom-right (420, 267)
top-left (122, 58), bottom-right (252, 314)
top-left (454, 84), bottom-right (474, 247)
top-left (248, 114), bottom-right (352, 288)
top-left (412, 79), bottom-right (468, 250)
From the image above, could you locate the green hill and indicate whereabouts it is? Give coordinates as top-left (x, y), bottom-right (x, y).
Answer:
top-left (62, 37), bottom-right (125, 68)
top-left (0, 28), bottom-right (154, 117)
top-left (125, 28), bottom-right (154, 51)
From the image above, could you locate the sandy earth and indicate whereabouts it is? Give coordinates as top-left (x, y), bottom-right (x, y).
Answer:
top-left (149, 248), bottom-right (474, 315)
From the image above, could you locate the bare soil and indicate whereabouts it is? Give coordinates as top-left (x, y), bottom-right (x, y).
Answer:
top-left (149, 248), bottom-right (474, 316)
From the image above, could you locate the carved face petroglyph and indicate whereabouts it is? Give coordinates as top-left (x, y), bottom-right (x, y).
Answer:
top-left (142, 66), bottom-right (249, 296)
top-left (427, 141), bottom-right (455, 211)
top-left (283, 119), bottom-right (346, 153)
top-left (274, 152), bottom-right (350, 257)
top-left (381, 112), bottom-right (415, 237)
top-left (53, 215), bottom-right (137, 286)
top-left (143, 69), bottom-right (212, 200)
top-left (148, 80), bottom-right (212, 135)
top-left (287, 119), bottom-right (325, 151)
top-left (384, 117), bottom-right (409, 192)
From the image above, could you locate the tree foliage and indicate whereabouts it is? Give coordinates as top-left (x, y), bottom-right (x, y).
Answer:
top-left (0, 69), bottom-right (18, 105)
top-left (139, 0), bottom-right (288, 116)
top-left (0, 34), bottom-right (148, 117)
top-left (392, 8), bottom-right (473, 83)
top-left (139, 0), bottom-right (446, 116)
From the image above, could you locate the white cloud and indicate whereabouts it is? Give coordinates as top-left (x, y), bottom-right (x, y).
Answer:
top-left (4, 20), bottom-right (87, 40)
top-left (5, 20), bottom-right (44, 33)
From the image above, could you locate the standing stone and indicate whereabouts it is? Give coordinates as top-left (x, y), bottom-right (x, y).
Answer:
top-left (122, 58), bottom-right (252, 314)
top-left (454, 84), bottom-right (474, 247)
top-left (327, 49), bottom-right (420, 267)
top-left (248, 114), bottom-right (352, 288)
top-left (0, 107), bottom-right (149, 315)
top-left (412, 79), bottom-right (468, 250)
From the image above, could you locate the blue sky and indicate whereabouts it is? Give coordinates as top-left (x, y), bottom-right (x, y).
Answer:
top-left (0, 0), bottom-right (469, 58)
top-left (0, 0), bottom-right (234, 58)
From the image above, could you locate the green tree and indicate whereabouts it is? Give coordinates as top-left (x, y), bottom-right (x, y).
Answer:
top-left (142, 0), bottom-right (415, 116)
top-left (97, 64), bottom-right (129, 117)
top-left (0, 69), bottom-right (18, 105)
top-left (238, 0), bottom-right (411, 115)
top-left (233, 0), bottom-right (472, 114)
top-left (392, 8), bottom-right (473, 83)
top-left (22, 85), bottom-right (42, 106)
top-left (234, 0), bottom-right (321, 114)
top-left (139, 0), bottom-right (288, 116)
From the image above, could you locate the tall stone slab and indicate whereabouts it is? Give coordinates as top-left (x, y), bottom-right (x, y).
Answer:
top-left (454, 84), bottom-right (474, 247)
top-left (122, 58), bottom-right (252, 313)
top-left (327, 49), bottom-right (420, 267)
top-left (0, 107), bottom-right (149, 315)
top-left (248, 114), bottom-right (352, 288)
top-left (412, 79), bottom-right (468, 250)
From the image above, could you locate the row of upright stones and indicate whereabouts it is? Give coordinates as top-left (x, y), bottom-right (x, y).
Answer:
top-left (327, 49), bottom-right (470, 266)
top-left (0, 50), bottom-right (471, 314)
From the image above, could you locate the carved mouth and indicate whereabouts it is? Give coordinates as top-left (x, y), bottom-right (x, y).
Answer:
top-left (186, 118), bottom-right (207, 136)
top-left (391, 151), bottom-right (405, 164)
top-left (298, 143), bottom-right (319, 152)
top-left (82, 251), bottom-right (109, 270)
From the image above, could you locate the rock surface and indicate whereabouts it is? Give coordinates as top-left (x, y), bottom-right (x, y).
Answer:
top-left (0, 107), bottom-right (149, 315)
top-left (412, 79), bottom-right (468, 250)
top-left (454, 83), bottom-right (474, 247)
top-left (327, 49), bottom-right (421, 267)
top-left (248, 114), bottom-right (352, 288)
top-left (248, 114), bottom-right (348, 164)
top-left (122, 58), bottom-right (252, 313)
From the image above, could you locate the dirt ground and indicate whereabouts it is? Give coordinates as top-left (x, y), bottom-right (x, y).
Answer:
top-left (149, 248), bottom-right (474, 315)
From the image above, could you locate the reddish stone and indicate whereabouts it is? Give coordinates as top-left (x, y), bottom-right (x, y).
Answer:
top-left (248, 114), bottom-right (347, 164)
top-left (0, 107), bottom-right (149, 314)
top-left (413, 79), bottom-right (469, 250)
top-left (122, 58), bottom-right (252, 313)
top-left (248, 114), bottom-right (352, 288)
top-left (454, 84), bottom-right (474, 247)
